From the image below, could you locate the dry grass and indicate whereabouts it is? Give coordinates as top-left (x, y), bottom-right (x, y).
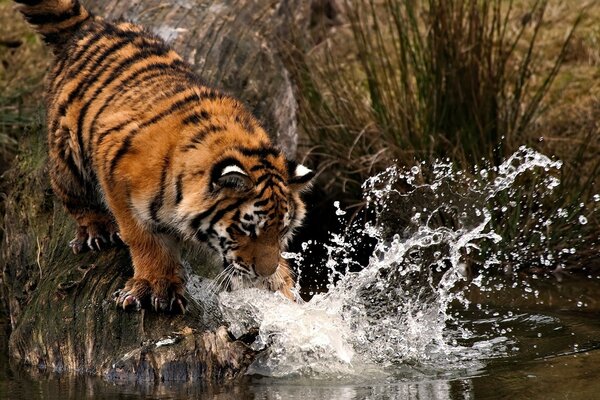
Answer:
top-left (287, 0), bottom-right (600, 270)
top-left (0, 0), bottom-right (49, 171)
top-left (0, 0), bottom-right (49, 246)
top-left (0, 0), bottom-right (598, 271)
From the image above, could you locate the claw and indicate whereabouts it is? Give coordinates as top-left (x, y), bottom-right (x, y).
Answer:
top-left (69, 218), bottom-right (121, 253)
top-left (152, 297), bottom-right (161, 312)
top-left (176, 298), bottom-right (187, 314)
top-left (115, 277), bottom-right (185, 314)
top-left (87, 236), bottom-right (95, 252)
top-left (122, 295), bottom-right (141, 310)
top-left (69, 239), bottom-right (84, 255)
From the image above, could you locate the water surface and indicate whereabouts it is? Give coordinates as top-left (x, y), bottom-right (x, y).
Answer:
top-left (2, 276), bottom-right (600, 399)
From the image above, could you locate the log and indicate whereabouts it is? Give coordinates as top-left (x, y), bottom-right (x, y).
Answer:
top-left (0, 0), bottom-right (330, 382)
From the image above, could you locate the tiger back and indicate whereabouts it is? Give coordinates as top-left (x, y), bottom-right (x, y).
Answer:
top-left (15, 0), bottom-right (314, 313)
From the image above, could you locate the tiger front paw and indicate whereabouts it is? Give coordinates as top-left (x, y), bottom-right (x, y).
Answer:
top-left (114, 277), bottom-right (187, 314)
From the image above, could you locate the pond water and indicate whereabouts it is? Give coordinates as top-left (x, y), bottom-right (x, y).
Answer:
top-left (3, 276), bottom-right (600, 399)
top-left (2, 148), bottom-right (600, 399)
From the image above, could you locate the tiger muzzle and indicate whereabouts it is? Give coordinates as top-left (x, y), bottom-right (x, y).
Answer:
top-left (253, 245), bottom-right (280, 277)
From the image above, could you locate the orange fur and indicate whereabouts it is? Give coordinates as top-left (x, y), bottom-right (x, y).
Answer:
top-left (17, 0), bottom-right (313, 311)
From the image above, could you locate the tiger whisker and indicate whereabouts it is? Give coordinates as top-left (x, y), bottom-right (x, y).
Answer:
top-left (206, 265), bottom-right (233, 296)
top-left (217, 265), bottom-right (235, 293)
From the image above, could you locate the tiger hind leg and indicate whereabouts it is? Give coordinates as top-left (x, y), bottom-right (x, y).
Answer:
top-left (48, 127), bottom-right (122, 254)
top-left (68, 211), bottom-right (122, 254)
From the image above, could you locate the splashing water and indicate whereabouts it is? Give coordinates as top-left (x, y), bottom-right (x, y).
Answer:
top-left (189, 147), bottom-right (575, 379)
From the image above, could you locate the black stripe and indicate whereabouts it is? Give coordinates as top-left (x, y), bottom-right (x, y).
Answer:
top-left (208, 198), bottom-right (248, 230)
top-left (254, 198), bottom-right (269, 207)
top-left (108, 93), bottom-right (200, 177)
top-left (15, 0), bottom-right (44, 4)
top-left (76, 46), bottom-right (170, 153)
top-left (218, 236), bottom-right (229, 249)
top-left (228, 224), bottom-right (245, 235)
top-left (149, 152), bottom-right (172, 223)
top-left (60, 150), bottom-right (85, 187)
top-left (90, 60), bottom-right (187, 150)
top-left (256, 172), bottom-right (283, 185)
top-left (256, 182), bottom-right (273, 198)
top-left (25, 2), bottom-right (82, 25)
top-left (199, 89), bottom-right (224, 101)
top-left (182, 124), bottom-right (225, 152)
top-left (190, 203), bottom-right (220, 232)
top-left (237, 146), bottom-right (280, 159)
top-left (195, 231), bottom-right (208, 242)
top-left (95, 120), bottom-right (131, 149)
top-left (43, 32), bottom-right (62, 45)
top-left (270, 185), bottom-right (286, 198)
top-left (250, 159), bottom-right (276, 171)
top-left (107, 71), bottom-right (191, 113)
top-left (51, 36), bottom-right (134, 132)
top-left (49, 28), bottom-right (110, 96)
top-left (53, 27), bottom-right (146, 124)
top-left (175, 173), bottom-right (184, 205)
top-left (182, 110), bottom-right (210, 125)
top-left (105, 133), bottom-right (133, 178)
top-left (65, 24), bottom-right (135, 75)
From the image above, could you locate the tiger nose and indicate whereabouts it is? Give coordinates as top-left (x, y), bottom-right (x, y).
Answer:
top-left (254, 251), bottom-right (279, 277)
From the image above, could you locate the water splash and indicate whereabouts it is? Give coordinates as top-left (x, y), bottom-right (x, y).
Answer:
top-left (191, 147), bottom-right (569, 378)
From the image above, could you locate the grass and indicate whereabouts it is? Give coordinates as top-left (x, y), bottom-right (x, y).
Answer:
top-left (0, 1), bottom-right (48, 251)
top-left (0, 0), bottom-right (48, 172)
top-left (287, 0), bottom-right (600, 271)
top-left (0, 0), bottom-right (598, 273)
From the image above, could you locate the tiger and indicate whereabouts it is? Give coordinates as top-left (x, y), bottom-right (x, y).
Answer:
top-left (15, 0), bottom-right (314, 313)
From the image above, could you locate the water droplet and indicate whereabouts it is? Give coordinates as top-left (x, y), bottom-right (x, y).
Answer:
top-left (579, 215), bottom-right (588, 225)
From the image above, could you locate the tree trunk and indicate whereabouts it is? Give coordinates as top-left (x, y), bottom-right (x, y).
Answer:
top-left (0, 0), bottom-right (328, 383)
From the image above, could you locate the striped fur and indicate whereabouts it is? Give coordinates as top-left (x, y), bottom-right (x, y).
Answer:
top-left (16, 0), bottom-right (313, 312)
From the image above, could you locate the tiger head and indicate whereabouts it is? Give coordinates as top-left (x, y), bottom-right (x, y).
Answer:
top-left (178, 145), bottom-right (313, 286)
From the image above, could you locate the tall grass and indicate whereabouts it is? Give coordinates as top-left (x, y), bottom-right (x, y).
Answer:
top-left (290, 0), bottom-right (582, 197)
top-left (286, 0), bottom-right (600, 270)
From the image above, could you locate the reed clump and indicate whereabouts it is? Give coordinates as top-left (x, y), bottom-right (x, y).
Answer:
top-left (288, 0), bottom-right (600, 271)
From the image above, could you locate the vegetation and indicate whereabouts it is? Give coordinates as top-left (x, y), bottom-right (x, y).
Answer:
top-left (0, 0), bottom-right (599, 273)
top-left (0, 0), bottom-right (48, 154)
top-left (288, 0), bottom-right (600, 271)
top-left (0, 1), bottom-right (48, 248)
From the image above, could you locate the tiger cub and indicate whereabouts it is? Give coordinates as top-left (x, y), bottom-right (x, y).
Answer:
top-left (15, 0), bottom-right (313, 313)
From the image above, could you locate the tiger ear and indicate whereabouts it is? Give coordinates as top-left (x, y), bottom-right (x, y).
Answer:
top-left (288, 160), bottom-right (314, 191)
top-left (212, 162), bottom-right (252, 192)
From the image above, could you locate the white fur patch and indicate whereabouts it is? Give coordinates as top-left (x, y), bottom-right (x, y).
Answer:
top-left (221, 165), bottom-right (247, 176)
top-left (295, 164), bottom-right (312, 178)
